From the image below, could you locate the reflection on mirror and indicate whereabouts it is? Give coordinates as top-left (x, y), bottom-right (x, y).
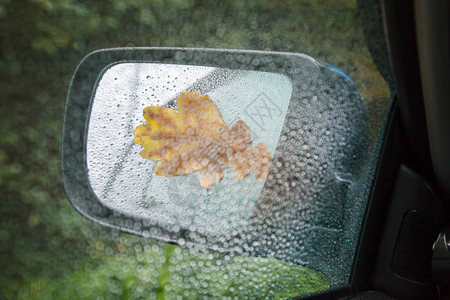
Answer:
top-left (87, 63), bottom-right (292, 234)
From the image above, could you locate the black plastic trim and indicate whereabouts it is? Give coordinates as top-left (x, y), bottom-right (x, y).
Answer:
top-left (299, 286), bottom-right (353, 300)
top-left (371, 165), bottom-right (444, 299)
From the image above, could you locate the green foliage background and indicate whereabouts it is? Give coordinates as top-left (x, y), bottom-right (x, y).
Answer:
top-left (0, 0), bottom-right (389, 299)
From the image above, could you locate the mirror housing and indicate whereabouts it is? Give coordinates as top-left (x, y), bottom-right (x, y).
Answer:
top-left (62, 47), bottom-right (369, 284)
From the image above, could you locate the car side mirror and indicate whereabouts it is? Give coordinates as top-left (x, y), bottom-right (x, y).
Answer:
top-left (62, 47), bottom-right (369, 283)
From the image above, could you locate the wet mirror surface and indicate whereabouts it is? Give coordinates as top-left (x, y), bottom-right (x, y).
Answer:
top-left (87, 63), bottom-right (292, 234)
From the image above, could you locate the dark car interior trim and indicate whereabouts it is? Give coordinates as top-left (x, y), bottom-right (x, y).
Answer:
top-left (413, 0), bottom-right (450, 202)
top-left (380, 0), bottom-right (434, 185)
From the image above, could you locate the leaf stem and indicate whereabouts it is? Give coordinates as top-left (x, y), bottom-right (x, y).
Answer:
top-left (156, 243), bottom-right (176, 300)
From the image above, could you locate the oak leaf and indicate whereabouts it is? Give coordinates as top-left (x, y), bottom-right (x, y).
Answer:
top-left (134, 91), bottom-right (272, 188)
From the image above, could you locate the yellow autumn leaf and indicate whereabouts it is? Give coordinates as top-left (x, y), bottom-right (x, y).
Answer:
top-left (133, 91), bottom-right (273, 188)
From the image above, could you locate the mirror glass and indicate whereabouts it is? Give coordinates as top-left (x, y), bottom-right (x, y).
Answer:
top-left (87, 63), bottom-right (292, 234)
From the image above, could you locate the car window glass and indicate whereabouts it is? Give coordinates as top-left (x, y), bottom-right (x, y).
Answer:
top-left (1, 0), bottom-right (391, 299)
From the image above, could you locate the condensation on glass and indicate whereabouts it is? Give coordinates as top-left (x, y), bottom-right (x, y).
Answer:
top-left (84, 56), bottom-right (374, 288)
